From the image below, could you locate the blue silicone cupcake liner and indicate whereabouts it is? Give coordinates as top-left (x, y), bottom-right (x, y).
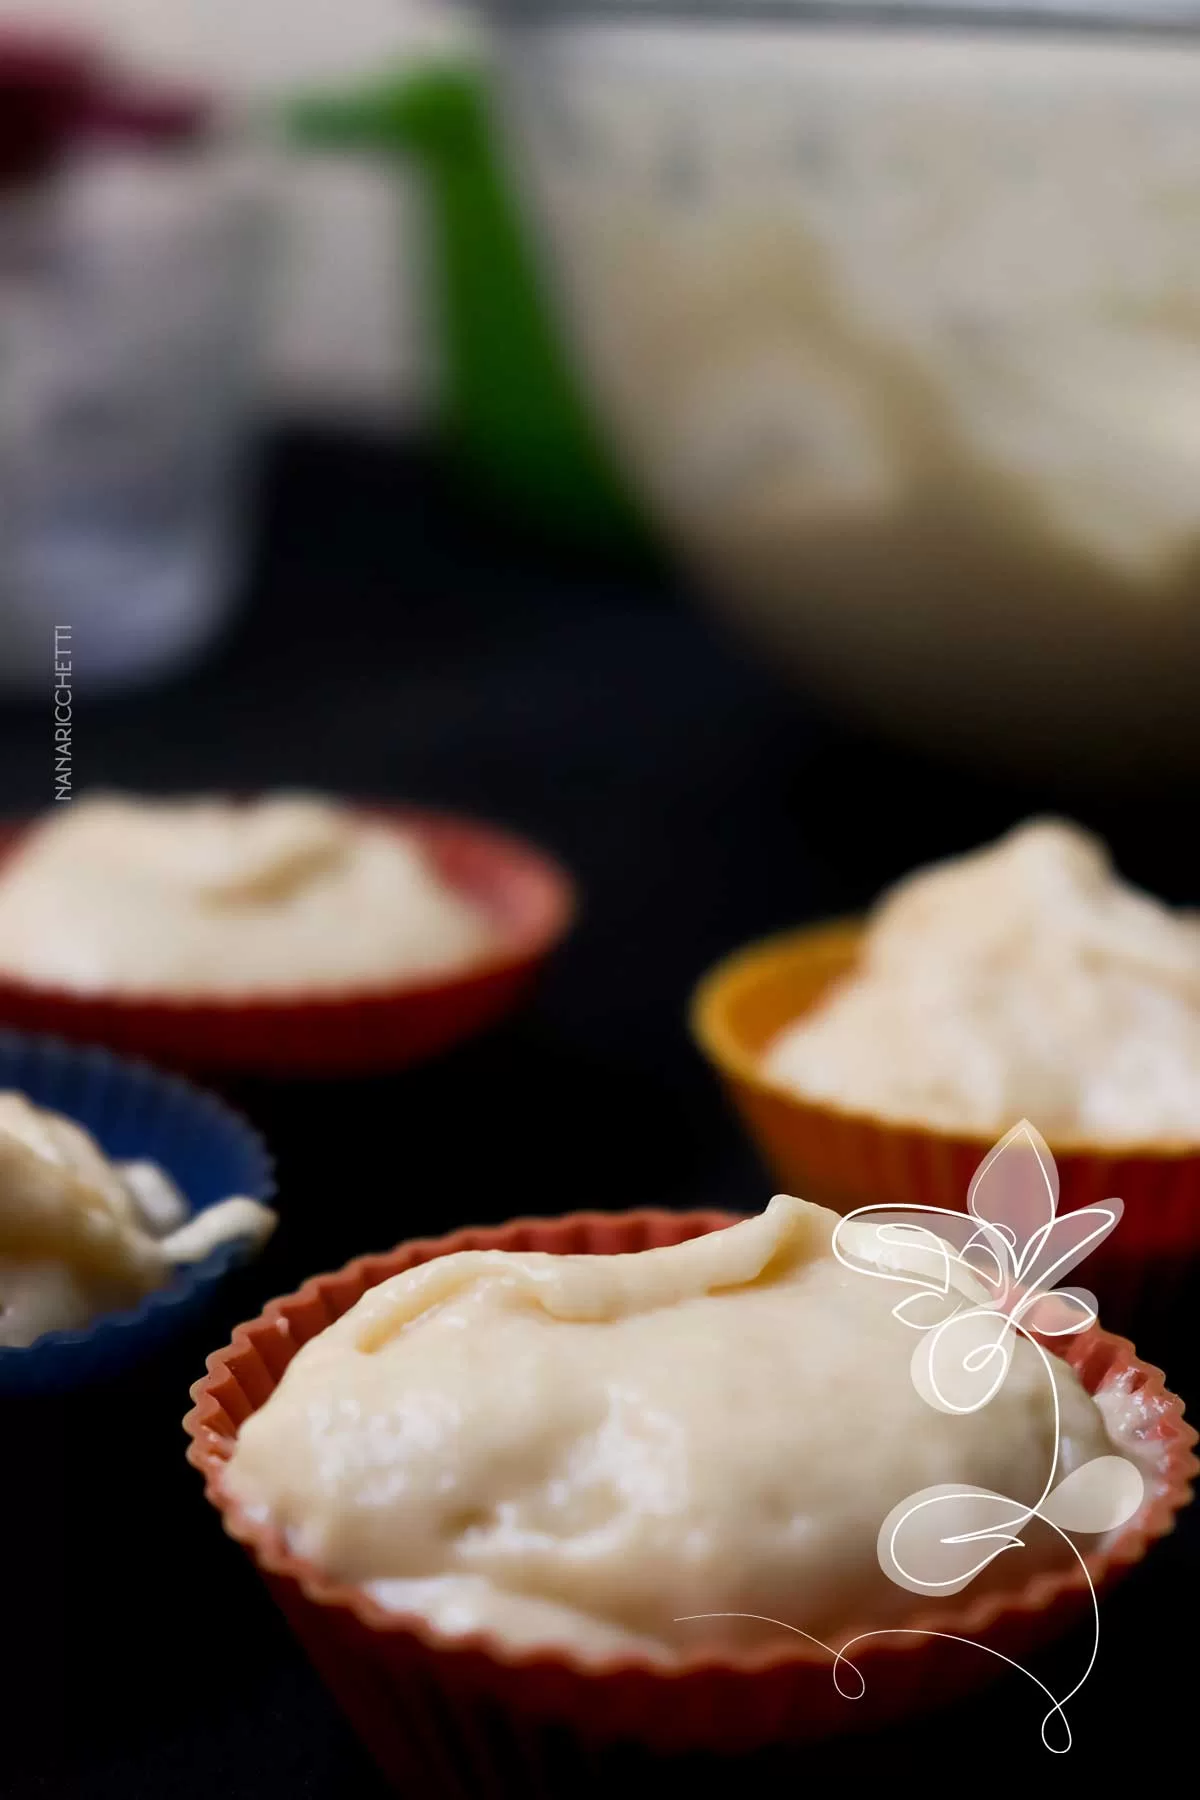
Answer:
top-left (0, 1031), bottom-right (275, 1394)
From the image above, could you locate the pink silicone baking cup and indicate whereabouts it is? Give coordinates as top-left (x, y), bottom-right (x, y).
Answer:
top-left (184, 1209), bottom-right (1197, 1789)
top-left (0, 808), bottom-right (576, 1078)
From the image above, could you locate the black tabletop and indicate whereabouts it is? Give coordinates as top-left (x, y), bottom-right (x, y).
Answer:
top-left (4, 429), bottom-right (1197, 1798)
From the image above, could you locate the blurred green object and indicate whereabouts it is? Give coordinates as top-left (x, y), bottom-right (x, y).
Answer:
top-left (285, 65), bottom-right (652, 555)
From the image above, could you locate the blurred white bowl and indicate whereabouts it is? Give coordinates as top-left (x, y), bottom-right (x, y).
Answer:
top-left (494, 7), bottom-right (1200, 779)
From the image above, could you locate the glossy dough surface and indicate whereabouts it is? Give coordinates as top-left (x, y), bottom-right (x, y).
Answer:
top-left (765, 818), bottom-right (1200, 1142)
top-left (0, 793), bottom-right (494, 998)
top-left (225, 1196), bottom-right (1113, 1659)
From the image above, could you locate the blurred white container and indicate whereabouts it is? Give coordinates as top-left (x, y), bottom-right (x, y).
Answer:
top-left (0, 44), bottom-right (273, 696)
top-left (491, 2), bottom-right (1200, 779)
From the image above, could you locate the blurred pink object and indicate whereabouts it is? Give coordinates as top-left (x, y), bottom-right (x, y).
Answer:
top-left (0, 27), bottom-right (212, 183)
top-left (0, 33), bottom-right (90, 189)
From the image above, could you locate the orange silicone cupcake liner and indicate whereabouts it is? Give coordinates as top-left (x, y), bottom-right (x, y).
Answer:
top-left (691, 920), bottom-right (1200, 1330)
top-left (0, 807), bottom-right (576, 1078)
top-left (185, 1209), bottom-right (1196, 1788)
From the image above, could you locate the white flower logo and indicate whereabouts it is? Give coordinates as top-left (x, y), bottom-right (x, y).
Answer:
top-left (678, 1121), bottom-right (1145, 1751)
top-left (834, 1118), bottom-right (1142, 1592)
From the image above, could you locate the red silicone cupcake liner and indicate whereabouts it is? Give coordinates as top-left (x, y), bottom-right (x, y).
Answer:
top-left (0, 807), bottom-right (576, 1078)
top-left (691, 920), bottom-right (1200, 1340)
top-left (185, 1210), bottom-right (1197, 1789)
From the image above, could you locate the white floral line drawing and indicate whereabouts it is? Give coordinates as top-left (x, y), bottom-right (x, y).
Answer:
top-left (676, 1121), bottom-right (1144, 1752)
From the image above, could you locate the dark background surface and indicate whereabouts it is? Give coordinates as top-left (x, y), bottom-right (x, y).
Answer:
top-left (2, 430), bottom-right (1197, 1797)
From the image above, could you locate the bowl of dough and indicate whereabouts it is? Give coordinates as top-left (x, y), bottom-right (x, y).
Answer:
top-left (0, 791), bottom-right (576, 1076)
top-left (691, 817), bottom-right (1200, 1332)
top-left (0, 1030), bottom-right (275, 1392)
top-left (481, 0), bottom-right (1200, 778)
